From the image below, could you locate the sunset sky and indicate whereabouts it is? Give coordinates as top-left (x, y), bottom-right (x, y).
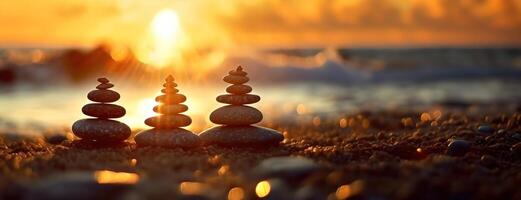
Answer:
top-left (0, 0), bottom-right (520, 48)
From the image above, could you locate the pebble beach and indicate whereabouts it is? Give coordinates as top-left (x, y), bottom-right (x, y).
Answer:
top-left (1, 103), bottom-right (520, 200)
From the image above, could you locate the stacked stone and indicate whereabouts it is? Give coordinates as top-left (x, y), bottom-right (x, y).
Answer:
top-left (200, 66), bottom-right (283, 146)
top-left (134, 75), bottom-right (200, 148)
top-left (72, 78), bottom-right (131, 143)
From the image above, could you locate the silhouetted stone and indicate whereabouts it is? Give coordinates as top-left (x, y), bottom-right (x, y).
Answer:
top-left (200, 126), bottom-right (283, 146)
top-left (216, 94), bottom-right (260, 105)
top-left (87, 90), bottom-right (120, 103)
top-left (96, 83), bottom-right (114, 90)
top-left (82, 103), bottom-right (125, 118)
top-left (153, 104), bottom-right (188, 114)
top-left (72, 119), bottom-right (131, 142)
top-left (155, 94), bottom-right (186, 104)
top-left (210, 105), bottom-right (262, 125)
top-left (226, 85), bottom-right (252, 94)
top-left (144, 115), bottom-right (192, 128)
top-left (134, 128), bottom-right (200, 148)
top-left (135, 75), bottom-right (200, 148)
top-left (223, 75), bottom-right (249, 85)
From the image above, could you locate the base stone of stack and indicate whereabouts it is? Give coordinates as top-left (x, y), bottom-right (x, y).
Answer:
top-left (199, 125), bottom-right (283, 147)
top-left (72, 119), bottom-right (131, 142)
top-left (134, 128), bottom-right (201, 148)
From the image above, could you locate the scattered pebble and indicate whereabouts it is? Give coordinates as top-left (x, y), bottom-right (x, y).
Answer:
top-left (446, 139), bottom-right (470, 156)
top-left (511, 142), bottom-right (521, 154)
top-left (24, 172), bottom-right (133, 200)
top-left (480, 155), bottom-right (497, 167)
top-left (255, 157), bottom-right (319, 179)
top-left (294, 185), bottom-right (323, 200)
top-left (477, 125), bottom-right (494, 134)
top-left (511, 133), bottom-right (521, 140)
top-left (44, 134), bottom-right (67, 145)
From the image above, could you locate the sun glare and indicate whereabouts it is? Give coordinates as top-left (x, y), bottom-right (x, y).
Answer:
top-left (152, 10), bottom-right (181, 43)
top-left (136, 9), bottom-right (185, 68)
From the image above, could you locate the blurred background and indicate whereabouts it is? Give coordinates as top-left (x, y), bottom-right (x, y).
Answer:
top-left (1, 0), bottom-right (521, 132)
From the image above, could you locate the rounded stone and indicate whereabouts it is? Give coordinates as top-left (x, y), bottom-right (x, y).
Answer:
top-left (229, 69), bottom-right (247, 76)
top-left (97, 77), bottom-right (109, 83)
top-left (72, 119), bottom-right (131, 142)
top-left (163, 82), bottom-right (177, 87)
top-left (446, 139), bottom-right (470, 156)
top-left (210, 105), bottom-right (263, 125)
top-left (153, 104), bottom-right (188, 114)
top-left (96, 83), bottom-right (113, 90)
top-left (82, 103), bottom-right (126, 118)
top-left (161, 88), bottom-right (179, 94)
top-left (255, 157), bottom-right (320, 179)
top-left (134, 128), bottom-right (201, 148)
top-left (199, 125), bottom-right (283, 146)
top-left (155, 94), bottom-right (186, 104)
top-left (223, 75), bottom-right (249, 85)
top-left (145, 115), bottom-right (191, 128)
top-left (87, 90), bottom-right (120, 103)
top-left (217, 94), bottom-right (260, 105)
top-left (477, 125), bottom-right (494, 134)
top-left (226, 85), bottom-right (252, 94)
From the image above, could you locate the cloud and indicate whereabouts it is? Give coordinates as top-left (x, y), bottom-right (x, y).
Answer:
top-left (212, 0), bottom-right (521, 46)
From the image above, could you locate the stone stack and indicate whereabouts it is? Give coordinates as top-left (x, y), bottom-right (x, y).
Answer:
top-left (134, 75), bottom-right (200, 148)
top-left (199, 66), bottom-right (283, 146)
top-left (72, 78), bottom-right (131, 143)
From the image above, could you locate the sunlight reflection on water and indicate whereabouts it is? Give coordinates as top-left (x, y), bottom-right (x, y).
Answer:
top-left (0, 80), bottom-right (520, 131)
top-left (95, 170), bottom-right (139, 184)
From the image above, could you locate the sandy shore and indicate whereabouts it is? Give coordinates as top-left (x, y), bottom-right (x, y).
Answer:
top-left (1, 106), bottom-right (520, 200)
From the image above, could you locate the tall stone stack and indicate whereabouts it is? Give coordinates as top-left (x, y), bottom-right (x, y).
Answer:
top-left (134, 75), bottom-right (200, 148)
top-left (200, 66), bottom-right (283, 147)
top-left (72, 78), bottom-right (131, 143)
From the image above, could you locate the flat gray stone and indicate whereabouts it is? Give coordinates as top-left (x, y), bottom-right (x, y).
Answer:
top-left (134, 128), bottom-right (201, 148)
top-left (87, 90), bottom-right (120, 103)
top-left (223, 75), bottom-right (249, 85)
top-left (96, 83), bottom-right (113, 90)
top-left (199, 125), bottom-right (283, 146)
top-left (82, 103), bottom-right (125, 118)
top-left (216, 94), bottom-right (260, 105)
top-left (446, 139), bottom-right (470, 156)
top-left (153, 104), bottom-right (188, 114)
top-left (144, 115), bottom-right (191, 128)
top-left (226, 84), bottom-right (252, 94)
top-left (155, 94), bottom-right (186, 104)
top-left (210, 105), bottom-right (262, 125)
top-left (72, 119), bottom-right (131, 142)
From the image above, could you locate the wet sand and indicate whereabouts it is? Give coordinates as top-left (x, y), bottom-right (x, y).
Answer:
top-left (1, 105), bottom-right (520, 200)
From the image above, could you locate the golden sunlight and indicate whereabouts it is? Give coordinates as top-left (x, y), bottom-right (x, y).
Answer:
top-left (95, 170), bottom-right (139, 184)
top-left (136, 9), bottom-right (185, 68)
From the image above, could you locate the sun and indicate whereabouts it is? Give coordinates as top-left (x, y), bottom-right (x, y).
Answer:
top-left (136, 9), bottom-right (185, 68)
top-left (151, 10), bottom-right (181, 43)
